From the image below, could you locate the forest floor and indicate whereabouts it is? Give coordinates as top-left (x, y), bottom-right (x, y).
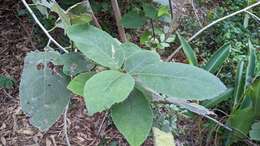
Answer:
top-left (0, 0), bottom-right (214, 146)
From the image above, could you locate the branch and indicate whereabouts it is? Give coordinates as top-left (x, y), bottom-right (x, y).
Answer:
top-left (166, 1), bottom-right (260, 61)
top-left (191, 0), bottom-right (203, 27)
top-left (21, 0), bottom-right (68, 53)
top-left (83, 0), bottom-right (101, 28)
top-left (111, 0), bottom-right (127, 42)
top-left (245, 10), bottom-right (260, 23)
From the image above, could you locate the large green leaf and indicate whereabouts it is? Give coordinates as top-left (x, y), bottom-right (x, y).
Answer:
top-left (56, 52), bottom-right (94, 76)
top-left (121, 10), bottom-right (146, 29)
top-left (67, 24), bottom-right (124, 69)
top-left (84, 70), bottom-right (135, 115)
top-left (249, 122), bottom-right (260, 141)
top-left (120, 42), bottom-right (141, 59)
top-left (133, 62), bottom-right (227, 100)
top-left (177, 33), bottom-right (198, 66)
top-left (153, 127), bottom-right (175, 146)
top-left (67, 72), bottom-right (95, 96)
top-left (111, 89), bottom-right (153, 146)
top-left (204, 44), bottom-right (231, 74)
top-left (233, 60), bottom-right (245, 107)
top-left (19, 51), bottom-right (71, 131)
top-left (245, 40), bottom-right (256, 86)
top-left (124, 50), bottom-right (161, 74)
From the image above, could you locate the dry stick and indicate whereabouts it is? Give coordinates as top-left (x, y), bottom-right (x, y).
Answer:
top-left (64, 101), bottom-right (71, 146)
top-left (111, 0), bottom-right (127, 42)
top-left (245, 10), bottom-right (260, 23)
top-left (165, 0), bottom-right (179, 40)
top-left (191, 0), bottom-right (203, 27)
top-left (166, 1), bottom-right (260, 61)
top-left (21, 0), bottom-right (68, 53)
top-left (83, 0), bottom-right (101, 28)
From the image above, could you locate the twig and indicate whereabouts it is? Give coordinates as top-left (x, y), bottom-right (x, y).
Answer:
top-left (191, 0), bottom-right (203, 27)
top-left (97, 112), bottom-right (108, 136)
top-left (64, 101), bottom-right (71, 146)
top-left (165, 0), bottom-right (179, 40)
top-left (168, 0), bottom-right (173, 19)
top-left (150, 19), bottom-right (156, 40)
top-left (111, 0), bottom-right (127, 42)
top-left (83, 0), bottom-right (101, 28)
top-left (21, 0), bottom-right (68, 53)
top-left (245, 10), bottom-right (260, 23)
top-left (166, 1), bottom-right (260, 61)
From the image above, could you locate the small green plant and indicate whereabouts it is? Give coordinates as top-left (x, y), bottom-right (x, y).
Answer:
top-left (0, 75), bottom-right (15, 89)
top-left (19, 1), bottom-right (229, 146)
top-left (19, 0), bottom-right (259, 145)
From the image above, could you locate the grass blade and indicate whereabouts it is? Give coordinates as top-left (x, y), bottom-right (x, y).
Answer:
top-left (233, 60), bottom-right (245, 108)
top-left (245, 40), bottom-right (256, 86)
top-left (202, 88), bottom-right (234, 108)
top-left (204, 44), bottom-right (231, 74)
top-left (177, 32), bottom-right (198, 66)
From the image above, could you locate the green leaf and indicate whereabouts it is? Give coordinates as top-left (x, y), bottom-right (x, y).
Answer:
top-left (70, 14), bottom-right (92, 25)
top-left (157, 5), bottom-right (170, 17)
top-left (32, 0), bottom-right (51, 16)
top-left (120, 42), bottom-right (141, 59)
top-left (67, 24), bottom-right (124, 69)
top-left (177, 33), bottom-right (198, 66)
top-left (243, 13), bottom-right (250, 28)
top-left (84, 70), bottom-right (135, 115)
top-left (204, 44), bottom-right (231, 74)
top-left (226, 107), bottom-right (254, 144)
top-left (133, 62), bottom-right (227, 100)
top-left (111, 89), bottom-right (153, 146)
top-left (202, 88), bottom-right (234, 108)
top-left (19, 51), bottom-right (71, 131)
top-left (249, 122), bottom-right (260, 141)
top-left (67, 72), bottom-right (95, 96)
top-left (56, 52), bottom-right (94, 76)
top-left (121, 10), bottom-right (146, 29)
top-left (143, 4), bottom-right (157, 19)
top-left (51, 2), bottom-right (71, 29)
top-left (247, 79), bottom-right (260, 119)
top-left (245, 40), bottom-right (256, 86)
top-left (67, 1), bottom-right (93, 25)
top-left (124, 50), bottom-right (161, 74)
top-left (153, 127), bottom-right (175, 146)
top-left (140, 31), bottom-right (151, 44)
top-left (233, 60), bottom-right (245, 107)
top-left (0, 75), bottom-right (15, 89)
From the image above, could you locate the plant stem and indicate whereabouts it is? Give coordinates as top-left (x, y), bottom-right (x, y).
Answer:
top-left (150, 19), bottom-right (156, 40)
top-left (21, 0), bottom-right (68, 53)
top-left (111, 0), bottom-right (127, 42)
top-left (83, 0), bottom-right (101, 28)
top-left (166, 1), bottom-right (260, 61)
